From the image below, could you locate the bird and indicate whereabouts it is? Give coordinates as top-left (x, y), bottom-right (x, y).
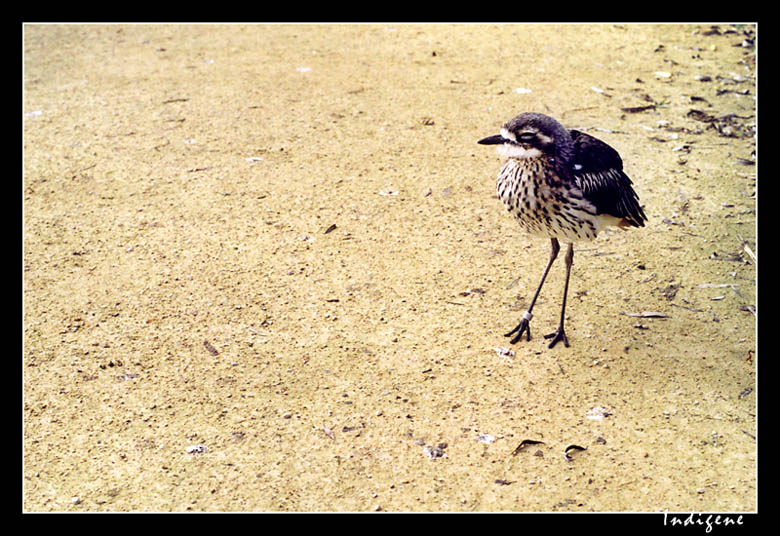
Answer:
top-left (478, 112), bottom-right (646, 348)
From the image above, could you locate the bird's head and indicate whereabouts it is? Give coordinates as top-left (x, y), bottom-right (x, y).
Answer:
top-left (478, 112), bottom-right (574, 164)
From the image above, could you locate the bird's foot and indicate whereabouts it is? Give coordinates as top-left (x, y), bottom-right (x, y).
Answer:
top-left (505, 311), bottom-right (533, 344)
top-left (543, 327), bottom-right (569, 348)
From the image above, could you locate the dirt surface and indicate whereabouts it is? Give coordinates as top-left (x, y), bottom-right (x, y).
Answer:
top-left (23, 24), bottom-right (757, 512)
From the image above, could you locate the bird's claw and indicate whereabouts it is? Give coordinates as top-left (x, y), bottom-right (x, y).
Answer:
top-left (543, 327), bottom-right (569, 348)
top-left (505, 319), bottom-right (532, 344)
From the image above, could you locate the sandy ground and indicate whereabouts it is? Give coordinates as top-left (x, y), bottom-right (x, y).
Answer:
top-left (23, 24), bottom-right (756, 512)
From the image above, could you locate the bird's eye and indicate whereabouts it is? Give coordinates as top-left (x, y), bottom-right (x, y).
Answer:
top-left (518, 132), bottom-right (537, 142)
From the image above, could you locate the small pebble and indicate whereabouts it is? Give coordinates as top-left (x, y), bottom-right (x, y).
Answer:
top-left (424, 444), bottom-right (447, 459)
top-left (476, 433), bottom-right (495, 444)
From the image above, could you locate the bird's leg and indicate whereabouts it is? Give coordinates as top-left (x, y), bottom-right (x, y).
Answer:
top-left (544, 242), bottom-right (573, 348)
top-left (506, 238), bottom-right (560, 344)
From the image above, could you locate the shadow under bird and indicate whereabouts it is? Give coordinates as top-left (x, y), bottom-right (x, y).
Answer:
top-left (478, 112), bottom-right (647, 348)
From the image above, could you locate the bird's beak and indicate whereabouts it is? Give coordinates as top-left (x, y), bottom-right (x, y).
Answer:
top-left (477, 134), bottom-right (505, 145)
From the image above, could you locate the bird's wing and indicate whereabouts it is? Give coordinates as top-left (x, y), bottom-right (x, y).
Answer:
top-left (569, 129), bottom-right (647, 227)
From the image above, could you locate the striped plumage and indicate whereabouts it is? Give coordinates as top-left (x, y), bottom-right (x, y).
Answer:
top-left (478, 112), bottom-right (646, 348)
